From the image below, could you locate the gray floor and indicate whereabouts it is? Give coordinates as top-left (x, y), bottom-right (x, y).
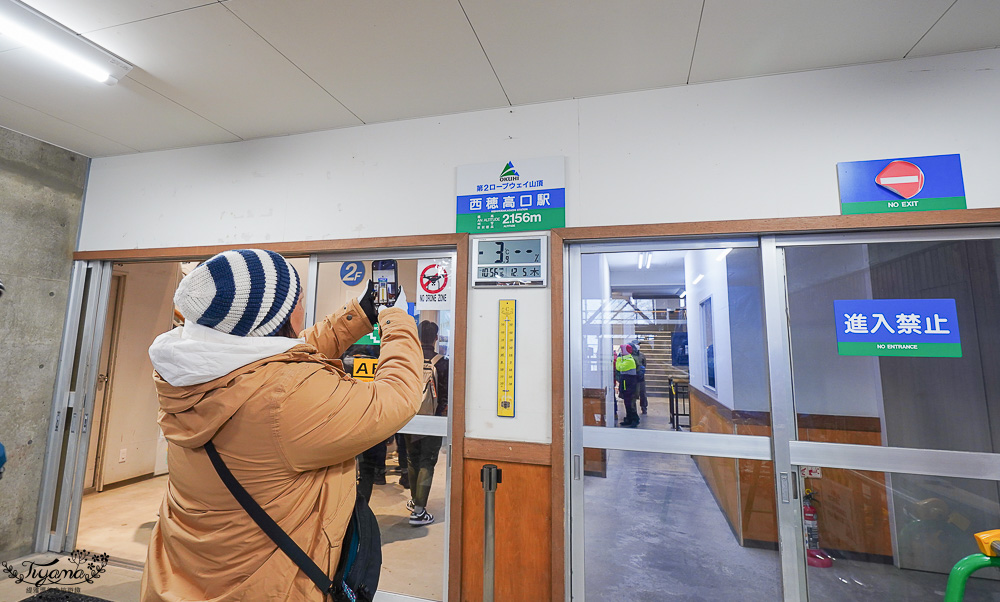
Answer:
top-left (582, 448), bottom-right (1000, 601)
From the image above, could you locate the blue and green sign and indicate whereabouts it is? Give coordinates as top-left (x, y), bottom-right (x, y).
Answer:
top-left (837, 154), bottom-right (965, 215)
top-left (456, 157), bottom-right (566, 233)
top-left (834, 299), bottom-right (961, 357)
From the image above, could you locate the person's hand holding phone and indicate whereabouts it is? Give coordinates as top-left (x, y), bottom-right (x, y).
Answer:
top-left (372, 259), bottom-right (399, 307)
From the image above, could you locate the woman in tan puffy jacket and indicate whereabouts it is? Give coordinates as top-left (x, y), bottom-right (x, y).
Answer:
top-left (141, 249), bottom-right (422, 601)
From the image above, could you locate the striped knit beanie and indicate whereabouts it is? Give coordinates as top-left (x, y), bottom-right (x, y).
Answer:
top-left (174, 249), bottom-right (301, 337)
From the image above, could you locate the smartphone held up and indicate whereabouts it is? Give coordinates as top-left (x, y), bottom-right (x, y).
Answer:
top-left (372, 260), bottom-right (398, 307)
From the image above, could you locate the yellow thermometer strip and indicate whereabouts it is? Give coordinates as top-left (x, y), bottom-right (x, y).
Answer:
top-left (497, 299), bottom-right (516, 417)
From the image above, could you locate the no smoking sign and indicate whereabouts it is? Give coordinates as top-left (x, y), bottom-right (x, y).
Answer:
top-left (416, 259), bottom-right (451, 310)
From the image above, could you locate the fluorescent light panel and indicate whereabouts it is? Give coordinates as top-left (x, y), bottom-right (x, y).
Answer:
top-left (0, 0), bottom-right (132, 84)
top-left (716, 248), bottom-right (733, 262)
top-left (692, 274), bottom-right (704, 285)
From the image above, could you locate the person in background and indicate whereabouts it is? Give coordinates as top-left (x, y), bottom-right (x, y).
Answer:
top-left (142, 249), bottom-right (422, 601)
top-left (393, 432), bottom-right (409, 489)
top-left (615, 343), bottom-right (639, 428)
top-left (403, 320), bottom-right (449, 526)
top-left (630, 339), bottom-right (649, 415)
top-left (343, 344), bottom-right (392, 502)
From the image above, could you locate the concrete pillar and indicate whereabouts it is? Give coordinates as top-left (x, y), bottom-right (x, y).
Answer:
top-left (0, 126), bottom-right (88, 560)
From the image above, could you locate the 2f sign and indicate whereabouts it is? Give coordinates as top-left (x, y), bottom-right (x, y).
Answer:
top-left (340, 261), bottom-right (366, 286)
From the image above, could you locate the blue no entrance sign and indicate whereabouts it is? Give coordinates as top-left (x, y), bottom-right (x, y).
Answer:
top-left (834, 298), bottom-right (961, 357)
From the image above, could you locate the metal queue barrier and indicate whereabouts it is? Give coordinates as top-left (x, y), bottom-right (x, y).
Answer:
top-left (668, 378), bottom-right (690, 431)
top-left (481, 464), bottom-right (502, 602)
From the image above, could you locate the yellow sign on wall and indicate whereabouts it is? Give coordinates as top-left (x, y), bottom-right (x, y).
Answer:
top-left (352, 358), bottom-right (378, 382)
top-left (497, 299), bottom-right (516, 417)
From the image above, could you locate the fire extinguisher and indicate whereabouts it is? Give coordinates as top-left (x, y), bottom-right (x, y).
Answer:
top-left (803, 489), bottom-right (833, 568)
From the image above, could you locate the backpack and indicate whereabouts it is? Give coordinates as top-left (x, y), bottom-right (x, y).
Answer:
top-left (419, 355), bottom-right (443, 416)
top-left (615, 353), bottom-right (636, 373)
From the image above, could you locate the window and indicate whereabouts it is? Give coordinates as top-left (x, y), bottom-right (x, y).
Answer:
top-left (701, 297), bottom-right (716, 389)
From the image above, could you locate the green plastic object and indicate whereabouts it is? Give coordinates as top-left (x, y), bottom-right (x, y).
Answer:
top-left (943, 553), bottom-right (1000, 602)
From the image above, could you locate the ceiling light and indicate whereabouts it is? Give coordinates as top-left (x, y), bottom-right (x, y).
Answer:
top-left (637, 253), bottom-right (644, 270)
top-left (716, 248), bottom-right (733, 262)
top-left (679, 290), bottom-right (687, 298)
top-left (692, 274), bottom-right (704, 285)
top-left (645, 253), bottom-right (652, 269)
top-left (0, 0), bottom-right (132, 84)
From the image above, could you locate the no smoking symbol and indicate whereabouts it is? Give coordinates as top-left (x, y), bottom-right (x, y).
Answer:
top-left (420, 263), bottom-right (448, 294)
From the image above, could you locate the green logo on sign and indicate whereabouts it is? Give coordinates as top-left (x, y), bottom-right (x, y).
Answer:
top-left (499, 162), bottom-right (519, 181)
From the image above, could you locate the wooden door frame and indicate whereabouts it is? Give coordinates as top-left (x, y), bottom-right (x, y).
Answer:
top-left (91, 273), bottom-right (126, 492)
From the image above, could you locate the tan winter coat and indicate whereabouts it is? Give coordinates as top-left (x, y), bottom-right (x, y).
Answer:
top-left (141, 299), bottom-right (422, 601)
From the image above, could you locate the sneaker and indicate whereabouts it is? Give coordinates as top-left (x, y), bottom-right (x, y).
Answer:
top-left (409, 510), bottom-right (434, 526)
top-left (406, 499), bottom-right (415, 512)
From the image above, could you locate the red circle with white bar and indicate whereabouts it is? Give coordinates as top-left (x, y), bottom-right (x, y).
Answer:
top-left (420, 263), bottom-right (448, 294)
top-left (875, 160), bottom-right (924, 199)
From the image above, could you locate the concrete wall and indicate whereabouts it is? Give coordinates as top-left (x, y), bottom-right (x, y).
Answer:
top-left (0, 127), bottom-right (87, 561)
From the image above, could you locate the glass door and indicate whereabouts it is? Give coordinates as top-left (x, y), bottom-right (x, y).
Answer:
top-left (308, 248), bottom-right (456, 602)
top-left (567, 239), bottom-right (781, 600)
top-left (763, 229), bottom-right (1000, 601)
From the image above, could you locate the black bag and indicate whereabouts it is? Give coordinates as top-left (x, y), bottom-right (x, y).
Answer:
top-left (204, 441), bottom-right (381, 601)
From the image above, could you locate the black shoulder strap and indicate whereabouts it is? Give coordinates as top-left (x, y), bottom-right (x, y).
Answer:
top-left (203, 441), bottom-right (337, 596)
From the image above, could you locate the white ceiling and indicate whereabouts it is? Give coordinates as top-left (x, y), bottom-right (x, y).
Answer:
top-left (1, 0), bottom-right (997, 158)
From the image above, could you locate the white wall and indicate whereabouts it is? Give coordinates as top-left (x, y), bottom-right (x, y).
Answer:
top-left (79, 49), bottom-right (1000, 444)
top-left (80, 49), bottom-right (1000, 252)
top-left (685, 249), bottom-right (734, 408)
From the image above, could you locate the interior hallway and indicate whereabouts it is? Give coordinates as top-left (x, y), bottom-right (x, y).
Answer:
top-left (583, 449), bottom-right (1000, 601)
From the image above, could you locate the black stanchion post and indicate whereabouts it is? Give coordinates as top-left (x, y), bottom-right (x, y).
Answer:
top-left (481, 464), bottom-right (502, 602)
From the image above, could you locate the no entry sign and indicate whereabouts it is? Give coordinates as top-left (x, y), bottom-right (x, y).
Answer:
top-left (416, 259), bottom-right (451, 310)
top-left (837, 154), bottom-right (965, 215)
top-left (875, 161), bottom-right (923, 199)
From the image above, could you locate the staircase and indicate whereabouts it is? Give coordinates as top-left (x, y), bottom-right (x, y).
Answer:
top-left (635, 327), bottom-right (689, 397)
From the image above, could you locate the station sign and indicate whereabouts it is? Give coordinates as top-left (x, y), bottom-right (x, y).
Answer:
top-left (457, 156), bottom-right (565, 233)
top-left (837, 154), bottom-right (965, 215)
top-left (834, 298), bottom-right (961, 357)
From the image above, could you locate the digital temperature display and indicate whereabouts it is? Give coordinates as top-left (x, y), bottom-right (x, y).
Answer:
top-left (472, 235), bottom-right (547, 287)
top-left (477, 265), bottom-right (542, 279)
top-left (477, 239), bottom-right (541, 265)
